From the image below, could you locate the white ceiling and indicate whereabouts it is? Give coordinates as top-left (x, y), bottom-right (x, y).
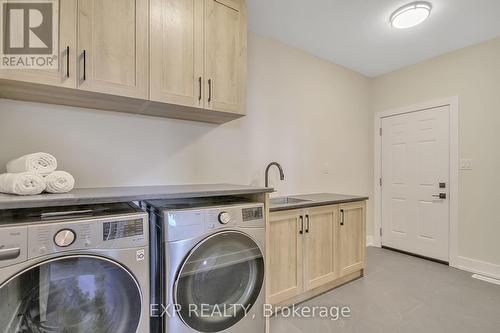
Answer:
top-left (247, 0), bottom-right (500, 77)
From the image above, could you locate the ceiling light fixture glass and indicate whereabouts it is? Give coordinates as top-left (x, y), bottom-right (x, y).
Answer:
top-left (390, 1), bottom-right (432, 29)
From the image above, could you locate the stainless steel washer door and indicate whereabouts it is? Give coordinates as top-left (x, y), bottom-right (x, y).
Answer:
top-left (174, 231), bottom-right (264, 333)
top-left (0, 255), bottom-right (142, 333)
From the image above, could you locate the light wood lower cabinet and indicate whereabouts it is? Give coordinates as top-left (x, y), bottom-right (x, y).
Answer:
top-left (303, 205), bottom-right (338, 291)
top-left (267, 202), bottom-right (366, 307)
top-left (267, 209), bottom-right (303, 305)
top-left (338, 201), bottom-right (366, 277)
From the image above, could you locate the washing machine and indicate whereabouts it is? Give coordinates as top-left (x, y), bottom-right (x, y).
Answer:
top-left (145, 198), bottom-right (266, 333)
top-left (0, 202), bottom-right (150, 333)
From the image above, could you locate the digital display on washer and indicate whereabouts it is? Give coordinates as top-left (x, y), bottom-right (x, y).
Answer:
top-left (103, 219), bottom-right (143, 241)
top-left (242, 207), bottom-right (263, 222)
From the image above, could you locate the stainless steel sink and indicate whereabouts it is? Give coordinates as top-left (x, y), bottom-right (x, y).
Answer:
top-left (270, 197), bottom-right (311, 205)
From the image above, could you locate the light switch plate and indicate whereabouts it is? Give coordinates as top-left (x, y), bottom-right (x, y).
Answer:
top-left (460, 159), bottom-right (473, 170)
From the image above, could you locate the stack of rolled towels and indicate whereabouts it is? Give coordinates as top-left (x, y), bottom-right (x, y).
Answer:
top-left (0, 153), bottom-right (75, 196)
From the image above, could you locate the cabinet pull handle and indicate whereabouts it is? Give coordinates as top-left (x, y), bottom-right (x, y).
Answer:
top-left (83, 50), bottom-right (86, 81)
top-left (66, 46), bottom-right (70, 78)
top-left (208, 79), bottom-right (212, 103)
top-left (299, 216), bottom-right (304, 234)
top-left (198, 77), bottom-right (202, 101)
top-left (305, 214), bottom-right (310, 233)
top-left (340, 209), bottom-right (345, 226)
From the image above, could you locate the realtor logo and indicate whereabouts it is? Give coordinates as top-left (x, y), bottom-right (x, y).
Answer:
top-left (1, 0), bottom-right (58, 69)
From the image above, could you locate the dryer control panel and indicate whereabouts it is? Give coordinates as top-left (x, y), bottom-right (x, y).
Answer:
top-left (164, 202), bottom-right (265, 242)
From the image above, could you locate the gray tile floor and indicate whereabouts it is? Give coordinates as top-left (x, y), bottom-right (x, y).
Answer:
top-left (270, 247), bottom-right (500, 333)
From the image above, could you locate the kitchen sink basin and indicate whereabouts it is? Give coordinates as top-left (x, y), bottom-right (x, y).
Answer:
top-left (270, 197), bottom-right (311, 205)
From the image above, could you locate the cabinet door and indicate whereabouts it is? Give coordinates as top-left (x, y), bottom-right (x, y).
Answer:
top-left (77, 0), bottom-right (148, 99)
top-left (0, 0), bottom-right (77, 88)
top-left (338, 201), bottom-right (366, 277)
top-left (150, 0), bottom-right (204, 107)
top-left (303, 205), bottom-right (338, 291)
top-left (267, 210), bottom-right (303, 305)
top-left (204, 0), bottom-right (246, 114)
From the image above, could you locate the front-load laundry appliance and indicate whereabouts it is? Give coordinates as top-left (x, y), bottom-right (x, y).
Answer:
top-left (145, 198), bottom-right (266, 333)
top-left (0, 202), bottom-right (150, 333)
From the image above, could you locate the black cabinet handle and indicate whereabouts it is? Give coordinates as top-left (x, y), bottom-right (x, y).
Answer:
top-left (305, 215), bottom-right (310, 233)
top-left (340, 209), bottom-right (345, 226)
top-left (83, 50), bottom-right (86, 81)
top-left (299, 216), bottom-right (304, 234)
top-left (66, 46), bottom-right (70, 78)
top-left (198, 77), bottom-right (202, 101)
top-left (208, 79), bottom-right (212, 103)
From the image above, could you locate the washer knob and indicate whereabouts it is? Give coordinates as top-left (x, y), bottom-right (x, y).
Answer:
top-left (218, 212), bottom-right (231, 224)
top-left (54, 229), bottom-right (76, 247)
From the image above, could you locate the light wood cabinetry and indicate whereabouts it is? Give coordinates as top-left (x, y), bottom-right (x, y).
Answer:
top-left (338, 201), bottom-right (366, 277)
top-left (303, 205), bottom-right (338, 291)
top-left (267, 209), bottom-right (303, 305)
top-left (204, 0), bottom-right (246, 113)
top-left (150, 0), bottom-right (204, 107)
top-left (267, 201), bottom-right (366, 307)
top-left (0, 0), bottom-right (247, 124)
top-left (0, 0), bottom-right (77, 88)
top-left (77, 0), bottom-right (149, 99)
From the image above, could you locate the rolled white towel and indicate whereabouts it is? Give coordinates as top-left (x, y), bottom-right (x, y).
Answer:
top-left (44, 171), bottom-right (75, 194)
top-left (6, 153), bottom-right (57, 175)
top-left (0, 172), bottom-right (46, 196)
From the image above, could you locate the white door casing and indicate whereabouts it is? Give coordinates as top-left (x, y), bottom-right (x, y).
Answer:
top-left (381, 106), bottom-right (450, 262)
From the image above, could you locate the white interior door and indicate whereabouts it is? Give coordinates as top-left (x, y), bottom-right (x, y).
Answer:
top-left (381, 106), bottom-right (450, 262)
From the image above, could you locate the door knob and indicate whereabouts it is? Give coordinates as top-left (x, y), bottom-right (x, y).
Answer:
top-left (432, 193), bottom-right (447, 199)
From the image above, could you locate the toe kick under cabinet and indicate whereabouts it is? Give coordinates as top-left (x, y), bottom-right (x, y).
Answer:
top-left (0, 0), bottom-right (247, 124)
top-left (267, 201), bottom-right (366, 307)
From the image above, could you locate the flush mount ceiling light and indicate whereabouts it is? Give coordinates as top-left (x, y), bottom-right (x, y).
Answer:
top-left (390, 1), bottom-right (432, 29)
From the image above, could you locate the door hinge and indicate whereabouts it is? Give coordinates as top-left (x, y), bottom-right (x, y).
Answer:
top-left (380, 228), bottom-right (382, 237)
top-left (379, 178), bottom-right (382, 186)
top-left (379, 128), bottom-right (382, 136)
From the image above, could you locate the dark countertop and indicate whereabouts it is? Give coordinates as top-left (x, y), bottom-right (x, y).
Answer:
top-left (270, 193), bottom-right (368, 212)
top-left (0, 184), bottom-right (274, 210)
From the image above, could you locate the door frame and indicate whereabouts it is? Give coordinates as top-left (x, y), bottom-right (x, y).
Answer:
top-left (373, 96), bottom-right (459, 266)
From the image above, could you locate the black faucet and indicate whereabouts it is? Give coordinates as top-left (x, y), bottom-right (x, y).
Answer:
top-left (265, 162), bottom-right (285, 188)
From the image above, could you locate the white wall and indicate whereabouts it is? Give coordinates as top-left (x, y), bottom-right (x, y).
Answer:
top-left (372, 37), bottom-right (500, 272)
top-left (0, 33), bottom-right (372, 210)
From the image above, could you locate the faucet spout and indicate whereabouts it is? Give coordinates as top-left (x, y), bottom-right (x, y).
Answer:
top-left (265, 162), bottom-right (285, 188)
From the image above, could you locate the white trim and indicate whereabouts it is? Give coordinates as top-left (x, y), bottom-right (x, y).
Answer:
top-left (366, 236), bottom-right (374, 247)
top-left (456, 256), bottom-right (500, 280)
top-left (373, 97), bottom-right (459, 267)
top-left (471, 274), bottom-right (500, 286)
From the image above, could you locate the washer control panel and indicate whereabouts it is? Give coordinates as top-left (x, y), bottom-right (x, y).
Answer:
top-left (27, 213), bottom-right (148, 260)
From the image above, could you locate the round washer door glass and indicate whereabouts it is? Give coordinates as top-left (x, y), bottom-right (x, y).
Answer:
top-left (0, 256), bottom-right (142, 333)
top-left (175, 231), bottom-right (264, 333)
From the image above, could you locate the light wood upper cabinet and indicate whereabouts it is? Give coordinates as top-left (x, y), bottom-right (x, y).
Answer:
top-left (0, 0), bottom-right (77, 88)
top-left (0, 0), bottom-right (247, 124)
top-left (77, 0), bottom-right (149, 99)
top-left (150, 0), bottom-right (204, 107)
top-left (267, 209), bottom-right (303, 305)
top-left (204, 0), bottom-right (246, 114)
top-left (338, 201), bottom-right (366, 277)
top-left (303, 205), bottom-right (338, 291)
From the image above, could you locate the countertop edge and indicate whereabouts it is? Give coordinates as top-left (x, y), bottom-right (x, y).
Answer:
top-left (269, 196), bottom-right (369, 212)
top-left (0, 184), bottom-right (275, 210)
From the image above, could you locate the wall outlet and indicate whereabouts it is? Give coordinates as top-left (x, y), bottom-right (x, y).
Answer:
top-left (460, 159), bottom-right (473, 170)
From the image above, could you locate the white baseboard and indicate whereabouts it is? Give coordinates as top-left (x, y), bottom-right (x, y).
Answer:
top-left (366, 235), bottom-right (374, 247)
top-left (452, 256), bottom-right (500, 280)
